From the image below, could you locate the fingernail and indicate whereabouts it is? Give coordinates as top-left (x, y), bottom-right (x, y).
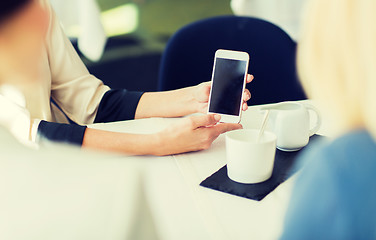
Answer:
top-left (214, 114), bottom-right (221, 121)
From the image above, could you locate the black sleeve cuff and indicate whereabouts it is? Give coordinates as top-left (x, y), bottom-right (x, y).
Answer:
top-left (94, 89), bottom-right (144, 123)
top-left (37, 120), bottom-right (87, 146)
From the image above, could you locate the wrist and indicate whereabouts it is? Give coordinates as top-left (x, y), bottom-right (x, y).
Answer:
top-left (149, 132), bottom-right (166, 156)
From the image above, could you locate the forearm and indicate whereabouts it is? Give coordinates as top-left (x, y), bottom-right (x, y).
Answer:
top-left (135, 86), bottom-right (197, 119)
top-left (82, 128), bottom-right (161, 155)
top-left (36, 121), bottom-right (163, 155)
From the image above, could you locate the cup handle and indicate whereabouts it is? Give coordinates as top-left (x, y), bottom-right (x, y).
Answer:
top-left (303, 103), bottom-right (322, 137)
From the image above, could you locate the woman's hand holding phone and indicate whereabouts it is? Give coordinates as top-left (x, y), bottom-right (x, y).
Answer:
top-left (193, 74), bottom-right (254, 114)
top-left (152, 73), bottom-right (253, 155)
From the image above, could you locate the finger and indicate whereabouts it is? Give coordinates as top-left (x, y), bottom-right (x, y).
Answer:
top-left (246, 74), bottom-right (254, 83)
top-left (243, 89), bottom-right (251, 101)
top-left (242, 102), bottom-right (248, 111)
top-left (213, 123), bottom-right (242, 135)
top-left (189, 114), bottom-right (220, 128)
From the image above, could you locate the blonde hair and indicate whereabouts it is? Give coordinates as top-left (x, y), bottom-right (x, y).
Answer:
top-left (298, 0), bottom-right (376, 138)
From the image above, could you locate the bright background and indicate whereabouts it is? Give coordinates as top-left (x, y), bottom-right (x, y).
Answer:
top-left (55, 0), bottom-right (232, 92)
top-left (51, 0), bottom-right (304, 93)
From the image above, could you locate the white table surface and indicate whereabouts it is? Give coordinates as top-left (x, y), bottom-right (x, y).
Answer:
top-left (89, 100), bottom-right (331, 240)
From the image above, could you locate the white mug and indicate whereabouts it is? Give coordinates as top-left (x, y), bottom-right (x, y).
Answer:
top-left (226, 129), bottom-right (277, 184)
top-left (260, 102), bottom-right (322, 151)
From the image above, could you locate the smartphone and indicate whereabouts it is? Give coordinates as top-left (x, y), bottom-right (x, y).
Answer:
top-left (207, 49), bottom-right (249, 123)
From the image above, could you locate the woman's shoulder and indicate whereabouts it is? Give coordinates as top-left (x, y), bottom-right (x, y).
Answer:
top-left (326, 129), bottom-right (376, 157)
top-left (298, 129), bottom-right (376, 196)
top-left (281, 130), bottom-right (376, 239)
top-left (304, 130), bottom-right (376, 178)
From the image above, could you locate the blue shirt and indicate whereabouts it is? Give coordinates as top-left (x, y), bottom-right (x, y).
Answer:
top-left (280, 130), bottom-right (376, 240)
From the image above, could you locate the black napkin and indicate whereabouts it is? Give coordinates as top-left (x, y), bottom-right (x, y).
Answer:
top-left (200, 135), bottom-right (326, 201)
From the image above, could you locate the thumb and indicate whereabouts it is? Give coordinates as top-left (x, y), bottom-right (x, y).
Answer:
top-left (189, 114), bottom-right (221, 129)
top-left (213, 123), bottom-right (242, 135)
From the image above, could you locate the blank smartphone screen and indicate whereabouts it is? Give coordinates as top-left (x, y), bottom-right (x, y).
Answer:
top-left (209, 58), bottom-right (247, 116)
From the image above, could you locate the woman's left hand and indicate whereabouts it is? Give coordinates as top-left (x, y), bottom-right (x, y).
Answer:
top-left (193, 74), bottom-right (254, 114)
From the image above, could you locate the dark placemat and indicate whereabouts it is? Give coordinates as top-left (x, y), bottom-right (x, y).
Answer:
top-left (200, 135), bottom-right (326, 201)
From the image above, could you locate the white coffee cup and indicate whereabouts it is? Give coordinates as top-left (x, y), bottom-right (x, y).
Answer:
top-left (226, 129), bottom-right (277, 184)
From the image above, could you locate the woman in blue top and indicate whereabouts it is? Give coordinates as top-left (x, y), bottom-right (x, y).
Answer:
top-left (280, 0), bottom-right (376, 239)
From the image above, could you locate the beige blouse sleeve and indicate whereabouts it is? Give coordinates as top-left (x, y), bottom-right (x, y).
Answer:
top-left (44, 2), bottom-right (110, 125)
